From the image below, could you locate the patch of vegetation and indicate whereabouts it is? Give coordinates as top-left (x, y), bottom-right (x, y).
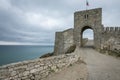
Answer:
top-left (49, 69), bottom-right (55, 73)
top-left (100, 49), bottom-right (120, 57)
top-left (65, 44), bottom-right (76, 54)
top-left (40, 52), bottom-right (54, 58)
top-left (100, 49), bottom-right (106, 54)
top-left (69, 64), bottom-right (73, 67)
top-left (108, 50), bottom-right (120, 57)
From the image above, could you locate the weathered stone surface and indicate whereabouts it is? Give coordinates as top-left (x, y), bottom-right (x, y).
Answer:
top-left (30, 69), bottom-right (38, 73)
top-left (54, 28), bottom-right (74, 55)
top-left (0, 51), bottom-right (80, 80)
top-left (0, 7), bottom-right (119, 80)
top-left (11, 71), bottom-right (17, 76)
top-left (54, 8), bottom-right (120, 55)
top-left (101, 29), bottom-right (120, 51)
top-left (23, 71), bottom-right (29, 76)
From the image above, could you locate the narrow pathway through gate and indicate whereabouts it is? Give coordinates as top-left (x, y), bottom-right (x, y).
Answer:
top-left (44, 41), bottom-right (120, 80)
top-left (80, 41), bottom-right (120, 80)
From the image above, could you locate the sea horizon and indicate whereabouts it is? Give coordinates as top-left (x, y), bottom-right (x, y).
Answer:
top-left (0, 45), bottom-right (54, 66)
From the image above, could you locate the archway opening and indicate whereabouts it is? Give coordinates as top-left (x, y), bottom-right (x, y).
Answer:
top-left (81, 26), bottom-right (94, 48)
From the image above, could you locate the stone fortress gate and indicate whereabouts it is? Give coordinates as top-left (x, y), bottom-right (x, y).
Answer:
top-left (54, 8), bottom-right (120, 55)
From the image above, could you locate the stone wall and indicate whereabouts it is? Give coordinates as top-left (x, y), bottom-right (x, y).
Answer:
top-left (74, 8), bottom-right (103, 49)
top-left (54, 32), bottom-right (64, 55)
top-left (54, 8), bottom-right (120, 55)
top-left (101, 27), bottom-right (120, 51)
top-left (0, 52), bottom-right (80, 80)
top-left (54, 28), bottom-right (74, 55)
top-left (63, 29), bottom-right (74, 53)
top-left (82, 38), bottom-right (88, 46)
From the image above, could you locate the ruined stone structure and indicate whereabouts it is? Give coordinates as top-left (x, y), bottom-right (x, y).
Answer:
top-left (0, 8), bottom-right (120, 80)
top-left (101, 27), bottom-right (120, 51)
top-left (54, 8), bottom-right (120, 55)
top-left (0, 52), bottom-right (80, 80)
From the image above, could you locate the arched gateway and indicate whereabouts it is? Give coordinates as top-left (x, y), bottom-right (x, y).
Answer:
top-left (74, 8), bottom-right (103, 49)
top-left (54, 8), bottom-right (120, 55)
top-left (81, 26), bottom-right (94, 47)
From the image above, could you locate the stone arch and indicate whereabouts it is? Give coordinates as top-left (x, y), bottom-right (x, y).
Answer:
top-left (74, 8), bottom-right (103, 50)
top-left (74, 24), bottom-right (101, 50)
top-left (81, 26), bottom-right (94, 47)
top-left (77, 25), bottom-right (97, 47)
top-left (54, 8), bottom-right (120, 55)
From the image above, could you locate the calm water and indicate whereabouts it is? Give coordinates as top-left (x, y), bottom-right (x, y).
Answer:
top-left (0, 45), bottom-right (54, 66)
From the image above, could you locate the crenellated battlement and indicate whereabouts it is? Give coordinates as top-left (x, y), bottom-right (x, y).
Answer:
top-left (104, 27), bottom-right (120, 32)
top-left (54, 8), bottom-right (120, 56)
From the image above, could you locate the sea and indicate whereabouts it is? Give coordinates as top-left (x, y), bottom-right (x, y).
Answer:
top-left (0, 45), bottom-right (54, 66)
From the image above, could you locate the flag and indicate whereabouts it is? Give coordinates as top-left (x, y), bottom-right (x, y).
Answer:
top-left (86, 0), bottom-right (89, 6)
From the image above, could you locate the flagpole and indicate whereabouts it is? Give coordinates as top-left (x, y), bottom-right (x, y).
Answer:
top-left (86, 0), bottom-right (89, 11)
top-left (86, 0), bottom-right (89, 22)
top-left (86, 0), bottom-right (87, 11)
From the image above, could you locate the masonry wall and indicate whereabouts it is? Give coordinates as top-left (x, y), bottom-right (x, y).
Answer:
top-left (101, 27), bottom-right (120, 50)
top-left (63, 29), bottom-right (74, 53)
top-left (54, 8), bottom-right (120, 55)
top-left (54, 28), bottom-right (74, 55)
top-left (0, 52), bottom-right (80, 80)
top-left (74, 8), bottom-right (103, 50)
top-left (54, 32), bottom-right (64, 55)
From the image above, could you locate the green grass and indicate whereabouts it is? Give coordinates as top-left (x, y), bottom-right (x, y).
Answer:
top-left (65, 45), bottom-right (76, 54)
top-left (100, 49), bottom-right (120, 57)
top-left (40, 52), bottom-right (54, 58)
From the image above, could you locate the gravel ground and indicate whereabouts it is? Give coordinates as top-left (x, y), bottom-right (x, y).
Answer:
top-left (44, 48), bottom-right (88, 80)
top-left (81, 47), bottom-right (120, 80)
top-left (44, 41), bottom-right (120, 80)
top-left (81, 41), bottom-right (120, 80)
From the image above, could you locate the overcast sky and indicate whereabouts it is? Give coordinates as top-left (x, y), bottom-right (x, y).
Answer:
top-left (0, 0), bottom-right (120, 45)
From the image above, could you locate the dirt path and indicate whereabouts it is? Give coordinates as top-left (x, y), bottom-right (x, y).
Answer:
top-left (44, 62), bottom-right (87, 80)
top-left (81, 47), bottom-right (120, 80)
top-left (44, 41), bottom-right (120, 80)
top-left (44, 48), bottom-right (88, 80)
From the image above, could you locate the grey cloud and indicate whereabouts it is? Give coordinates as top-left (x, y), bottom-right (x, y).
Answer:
top-left (11, 0), bottom-right (75, 12)
top-left (0, 0), bottom-right (120, 45)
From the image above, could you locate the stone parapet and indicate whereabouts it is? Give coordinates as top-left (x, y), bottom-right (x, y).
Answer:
top-left (103, 27), bottom-right (120, 32)
top-left (0, 52), bottom-right (80, 80)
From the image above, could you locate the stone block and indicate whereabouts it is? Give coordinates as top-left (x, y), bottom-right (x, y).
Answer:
top-left (30, 69), bottom-right (38, 73)
top-left (11, 71), bottom-right (17, 76)
top-left (23, 71), bottom-right (29, 76)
